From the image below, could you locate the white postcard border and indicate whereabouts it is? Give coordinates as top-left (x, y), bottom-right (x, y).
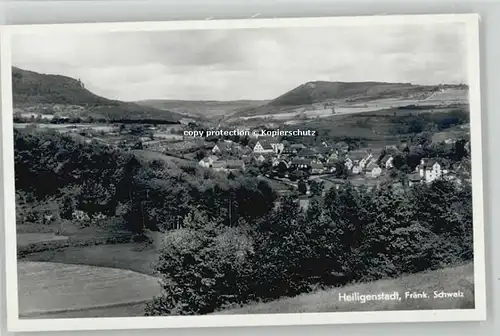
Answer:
top-left (0, 13), bottom-right (486, 332)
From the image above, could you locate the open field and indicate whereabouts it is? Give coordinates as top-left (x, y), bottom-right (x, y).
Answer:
top-left (432, 124), bottom-right (470, 142)
top-left (137, 99), bottom-right (270, 120)
top-left (17, 233), bottom-right (69, 248)
top-left (217, 263), bottom-right (474, 314)
top-left (14, 123), bottom-right (116, 132)
top-left (131, 149), bottom-right (195, 166)
top-left (20, 301), bottom-right (151, 319)
top-left (20, 243), bottom-right (158, 276)
top-left (18, 261), bottom-right (161, 318)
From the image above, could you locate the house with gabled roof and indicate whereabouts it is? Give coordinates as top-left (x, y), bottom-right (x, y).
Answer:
top-left (212, 141), bottom-right (233, 155)
top-left (290, 144), bottom-right (307, 153)
top-left (359, 152), bottom-right (374, 169)
top-left (352, 165), bottom-right (362, 175)
top-left (255, 154), bottom-right (267, 163)
top-left (297, 148), bottom-right (316, 159)
top-left (345, 157), bottom-right (354, 171)
top-left (408, 172), bottom-right (423, 186)
top-left (327, 151), bottom-right (339, 163)
top-left (198, 155), bottom-right (219, 168)
top-left (254, 140), bottom-right (283, 155)
top-left (324, 161), bottom-right (337, 173)
top-left (253, 140), bottom-right (274, 154)
top-left (380, 155), bottom-right (394, 169)
top-left (311, 162), bottom-right (325, 175)
top-left (290, 158), bottom-right (312, 171)
top-left (418, 158), bottom-right (444, 183)
top-left (211, 159), bottom-right (245, 172)
top-left (369, 165), bottom-right (382, 178)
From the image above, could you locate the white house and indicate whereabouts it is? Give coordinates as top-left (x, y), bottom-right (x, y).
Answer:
top-left (254, 140), bottom-right (284, 154)
top-left (198, 155), bottom-right (219, 168)
top-left (418, 158), bottom-right (443, 183)
top-left (327, 152), bottom-right (339, 162)
top-left (210, 160), bottom-right (245, 172)
top-left (253, 140), bottom-right (274, 154)
top-left (345, 158), bottom-right (354, 171)
top-left (370, 166), bottom-right (382, 178)
top-left (311, 162), bottom-right (325, 175)
top-left (212, 142), bottom-right (232, 154)
top-left (359, 153), bottom-right (373, 169)
top-left (256, 155), bottom-right (266, 163)
top-left (385, 156), bottom-right (394, 169)
top-left (352, 165), bottom-right (362, 175)
top-left (271, 142), bottom-right (285, 154)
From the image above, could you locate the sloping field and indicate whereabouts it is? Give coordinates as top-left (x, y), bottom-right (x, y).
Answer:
top-left (18, 261), bottom-right (161, 318)
top-left (217, 263), bottom-right (474, 315)
top-left (20, 243), bottom-right (158, 276)
top-left (17, 233), bottom-right (68, 248)
top-left (131, 149), bottom-right (193, 166)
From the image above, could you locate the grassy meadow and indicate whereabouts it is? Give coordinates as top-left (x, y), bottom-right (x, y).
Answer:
top-left (217, 263), bottom-right (474, 314)
top-left (18, 261), bottom-right (161, 318)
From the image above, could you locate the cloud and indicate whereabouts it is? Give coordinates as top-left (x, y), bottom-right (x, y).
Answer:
top-left (11, 22), bottom-right (468, 101)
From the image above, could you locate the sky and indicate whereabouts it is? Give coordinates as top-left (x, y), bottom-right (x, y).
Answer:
top-left (11, 22), bottom-right (468, 101)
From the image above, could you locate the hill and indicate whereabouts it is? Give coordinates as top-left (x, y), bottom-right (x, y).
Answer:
top-left (269, 81), bottom-right (442, 106)
top-left (216, 263), bottom-right (474, 314)
top-left (12, 67), bottom-right (182, 123)
top-left (136, 99), bottom-right (269, 120)
top-left (232, 81), bottom-right (468, 118)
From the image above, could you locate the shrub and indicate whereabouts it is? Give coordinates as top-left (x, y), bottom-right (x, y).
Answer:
top-left (145, 210), bottom-right (254, 316)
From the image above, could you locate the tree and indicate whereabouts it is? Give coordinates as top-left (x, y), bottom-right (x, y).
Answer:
top-left (356, 184), bottom-right (412, 281)
top-left (61, 193), bottom-right (76, 220)
top-left (129, 124), bottom-right (146, 136)
top-left (322, 184), bottom-right (368, 282)
top-left (245, 166), bottom-right (259, 177)
top-left (259, 160), bottom-right (272, 176)
top-left (412, 131), bottom-right (433, 147)
top-left (251, 197), bottom-right (310, 298)
top-left (145, 209), bottom-right (254, 316)
top-left (194, 150), bottom-right (206, 161)
top-left (309, 180), bottom-right (324, 197)
top-left (334, 161), bottom-right (349, 179)
top-left (276, 161), bottom-right (288, 176)
top-left (290, 169), bottom-right (306, 181)
top-left (133, 139), bottom-right (143, 150)
top-left (298, 179), bottom-right (308, 195)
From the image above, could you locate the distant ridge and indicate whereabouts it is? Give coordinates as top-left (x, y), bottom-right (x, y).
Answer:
top-left (270, 80), bottom-right (445, 106)
top-left (12, 67), bottom-right (182, 122)
top-left (136, 99), bottom-right (270, 119)
top-left (232, 80), bottom-right (468, 118)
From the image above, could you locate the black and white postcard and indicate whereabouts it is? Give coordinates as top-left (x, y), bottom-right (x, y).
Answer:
top-left (0, 14), bottom-right (486, 332)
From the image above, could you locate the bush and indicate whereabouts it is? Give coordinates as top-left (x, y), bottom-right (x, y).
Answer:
top-left (145, 210), bottom-right (254, 315)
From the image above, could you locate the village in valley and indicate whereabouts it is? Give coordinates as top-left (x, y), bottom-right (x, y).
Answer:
top-left (195, 130), bottom-right (469, 198)
top-left (16, 100), bottom-right (470, 205)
